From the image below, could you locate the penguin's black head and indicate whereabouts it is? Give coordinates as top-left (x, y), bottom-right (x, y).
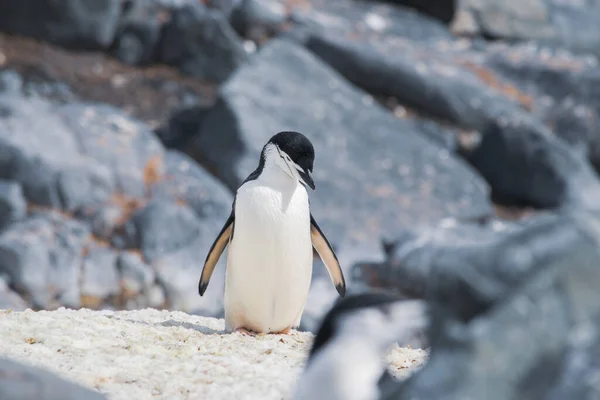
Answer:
top-left (307, 292), bottom-right (428, 363)
top-left (264, 131), bottom-right (316, 190)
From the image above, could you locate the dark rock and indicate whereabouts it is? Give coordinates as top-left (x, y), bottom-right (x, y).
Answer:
top-left (0, 211), bottom-right (89, 309)
top-left (154, 106), bottom-right (212, 149)
top-left (472, 44), bottom-right (600, 175)
top-left (158, 3), bottom-right (248, 84)
top-left (368, 0), bottom-right (456, 24)
top-left (230, 0), bottom-right (287, 42)
top-left (394, 209), bottom-right (600, 400)
top-left (117, 251), bottom-right (155, 297)
top-left (0, 180), bottom-right (26, 232)
top-left (110, 1), bottom-right (163, 65)
top-left (0, 0), bottom-right (121, 51)
top-left (304, 32), bottom-right (522, 128)
top-left (465, 118), bottom-right (600, 210)
top-left (0, 275), bottom-right (27, 311)
top-left (0, 357), bottom-right (106, 400)
top-left (81, 245), bottom-right (120, 302)
top-left (206, 0), bottom-right (243, 17)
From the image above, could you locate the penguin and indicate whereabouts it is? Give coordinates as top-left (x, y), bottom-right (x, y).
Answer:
top-left (292, 292), bottom-right (429, 400)
top-left (198, 131), bottom-right (346, 335)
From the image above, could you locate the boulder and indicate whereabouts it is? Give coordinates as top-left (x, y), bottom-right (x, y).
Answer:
top-left (392, 209), bottom-right (600, 400)
top-left (117, 251), bottom-right (155, 298)
top-left (230, 0), bottom-right (287, 42)
top-left (0, 211), bottom-right (90, 309)
top-left (0, 93), bottom-right (165, 210)
top-left (366, 0), bottom-right (456, 23)
top-left (0, 357), bottom-right (106, 400)
top-left (0, 180), bottom-right (27, 232)
top-left (0, 0), bottom-right (121, 51)
top-left (158, 3), bottom-right (248, 84)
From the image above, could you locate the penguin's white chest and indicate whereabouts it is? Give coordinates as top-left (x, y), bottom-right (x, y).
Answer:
top-left (224, 179), bottom-right (313, 333)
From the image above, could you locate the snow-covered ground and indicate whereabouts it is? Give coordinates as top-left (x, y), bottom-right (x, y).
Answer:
top-left (0, 308), bottom-right (428, 399)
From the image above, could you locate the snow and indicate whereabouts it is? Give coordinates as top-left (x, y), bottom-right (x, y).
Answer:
top-left (0, 308), bottom-right (428, 399)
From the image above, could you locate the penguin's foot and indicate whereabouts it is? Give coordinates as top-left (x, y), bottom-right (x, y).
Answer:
top-left (273, 326), bottom-right (292, 335)
top-left (234, 327), bottom-right (258, 336)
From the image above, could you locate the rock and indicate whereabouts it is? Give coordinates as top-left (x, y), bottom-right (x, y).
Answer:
top-left (128, 199), bottom-right (201, 263)
top-left (287, 0), bottom-right (453, 44)
top-left (0, 180), bottom-right (26, 232)
top-left (205, 0), bottom-right (243, 17)
top-left (0, 69), bottom-right (23, 93)
top-left (450, 0), bottom-right (600, 55)
top-left (0, 94), bottom-right (133, 211)
top-left (154, 106), bottom-right (212, 149)
top-left (117, 251), bottom-right (155, 297)
top-left (158, 3), bottom-right (248, 84)
top-left (75, 205), bottom-right (124, 242)
top-left (81, 245), bottom-right (120, 303)
top-left (394, 209), bottom-right (600, 400)
top-left (127, 197), bottom-right (227, 315)
top-left (0, 0), bottom-right (121, 51)
top-left (192, 38), bottom-right (491, 264)
top-left (368, 0), bottom-right (456, 24)
top-left (230, 0), bottom-right (288, 42)
top-left (110, 1), bottom-right (164, 65)
top-left (471, 43), bottom-right (600, 174)
top-left (0, 211), bottom-right (89, 309)
top-left (57, 102), bottom-right (165, 198)
top-left (464, 117), bottom-right (600, 210)
top-left (0, 275), bottom-right (27, 311)
top-left (0, 357), bottom-right (106, 400)
top-left (150, 150), bottom-right (234, 223)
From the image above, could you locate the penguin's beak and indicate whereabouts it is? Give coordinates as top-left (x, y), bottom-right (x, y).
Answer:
top-left (297, 168), bottom-right (315, 190)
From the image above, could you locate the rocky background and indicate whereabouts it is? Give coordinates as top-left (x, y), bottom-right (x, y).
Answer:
top-left (1, 0), bottom-right (600, 398)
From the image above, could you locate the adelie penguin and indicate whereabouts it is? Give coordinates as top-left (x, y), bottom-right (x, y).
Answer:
top-left (198, 131), bottom-right (346, 335)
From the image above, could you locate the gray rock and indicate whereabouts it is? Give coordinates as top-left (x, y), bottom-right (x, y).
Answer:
top-left (366, 0), bottom-right (456, 23)
top-left (0, 0), bottom-right (121, 51)
top-left (0, 70), bottom-right (23, 93)
top-left (127, 198), bottom-right (226, 314)
top-left (0, 357), bottom-right (106, 400)
top-left (0, 275), bottom-right (27, 311)
top-left (230, 0), bottom-right (287, 42)
top-left (129, 199), bottom-right (201, 263)
top-left (0, 180), bottom-right (26, 232)
top-left (158, 3), bottom-right (248, 84)
top-left (393, 209), bottom-right (600, 400)
top-left (81, 245), bottom-right (120, 302)
top-left (192, 38), bottom-right (491, 266)
top-left (0, 211), bottom-right (89, 309)
top-left (0, 94), bottom-right (115, 210)
top-left (57, 102), bottom-right (165, 198)
top-left (117, 251), bottom-right (155, 296)
top-left (451, 0), bottom-right (600, 55)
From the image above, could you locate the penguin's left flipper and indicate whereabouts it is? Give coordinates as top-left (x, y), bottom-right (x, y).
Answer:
top-left (198, 210), bottom-right (235, 296)
top-left (310, 214), bottom-right (346, 297)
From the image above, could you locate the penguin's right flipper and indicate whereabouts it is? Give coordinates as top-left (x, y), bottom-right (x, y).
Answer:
top-left (198, 210), bottom-right (235, 296)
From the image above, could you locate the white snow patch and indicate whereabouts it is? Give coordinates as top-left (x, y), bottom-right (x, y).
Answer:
top-left (0, 308), bottom-right (428, 399)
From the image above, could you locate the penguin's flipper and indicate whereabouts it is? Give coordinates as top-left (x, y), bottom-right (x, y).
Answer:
top-left (310, 214), bottom-right (346, 297)
top-left (198, 210), bottom-right (235, 296)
